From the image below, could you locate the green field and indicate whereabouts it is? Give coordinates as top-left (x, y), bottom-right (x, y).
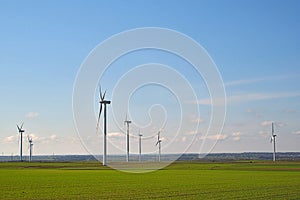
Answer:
top-left (0, 161), bottom-right (299, 199)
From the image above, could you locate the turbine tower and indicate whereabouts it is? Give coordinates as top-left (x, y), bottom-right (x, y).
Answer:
top-left (16, 123), bottom-right (25, 162)
top-left (124, 115), bottom-right (131, 162)
top-left (271, 122), bottom-right (277, 162)
top-left (27, 136), bottom-right (33, 162)
top-left (138, 130), bottom-right (142, 162)
top-left (156, 131), bottom-right (162, 162)
top-left (96, 87), bottom-right (111, 166)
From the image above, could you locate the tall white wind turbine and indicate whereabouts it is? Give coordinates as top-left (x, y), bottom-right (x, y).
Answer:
top-left (138, 130), bottom-right (142, 162)
top-left (156, 131), bottom-right (162, 162)
top-left (96, 87), bottom-right (111, 166)
top-left (124, 114), bottom-right (131, 162)
top-left (17, 123), bottom-right (25, 162)
top-left (27, 135), bottom-right (33, 162)
top-left (271, 122), bottom-right (277, 162)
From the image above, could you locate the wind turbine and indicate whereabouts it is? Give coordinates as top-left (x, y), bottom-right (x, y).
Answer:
top-left (16, 123), bottom-right (25, 162)
top-left (27, 136), bottom-right (33, 162)
top-left (124, 114), bottom-right (131, 162)
top-left (271, 122), bottom-right (277, 162)
top-left (96, 87), bottom-right (111, 166)
top-left (138, 130), bottom-right (142, 162)
top-left (156, 131), bottom-right (162, 162)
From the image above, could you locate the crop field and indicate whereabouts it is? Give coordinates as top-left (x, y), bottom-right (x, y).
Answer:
top-left (0, 161), bottom-right (299, 199)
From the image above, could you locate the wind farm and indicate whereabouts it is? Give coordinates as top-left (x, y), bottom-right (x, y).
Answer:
top-left (1, 1), bottom-right (300, 199)
top-left (1, 50), bottom-right (298, 199)
top-left (2, 85), bottom-right (296, 199)
top-left (1, 89), bottom-right (299, 200)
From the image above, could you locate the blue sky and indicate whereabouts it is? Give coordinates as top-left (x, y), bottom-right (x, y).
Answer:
top-left (0, 0), bottom-right (300, 156)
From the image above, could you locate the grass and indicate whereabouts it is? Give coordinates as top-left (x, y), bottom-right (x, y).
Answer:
top-left (0, 161), bottom-right (299, 199)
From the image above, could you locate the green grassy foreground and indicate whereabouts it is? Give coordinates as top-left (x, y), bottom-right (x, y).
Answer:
top-left (0, 161), bottom-right (299, 199)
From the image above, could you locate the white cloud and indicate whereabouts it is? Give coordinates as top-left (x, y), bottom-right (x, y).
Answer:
top-left (246, 109), bottom-right (262, 117)
top-left (260, 121), bottom-right (273, 126)
top-left (26, 134), bottom-right (39, 142)
top-left (194, 99), bottom-right (211, 105)
top-left (259, 130), bottom-right (269, 137)
top-left (260, 121), bottom-right (286, 127)
top-left (28, 134), bottom-right (58, 144)
top-left (190, 117), bottom-right (205, 124)
top-left (108, 132), bottom-right (123, 138)
top-left (25, 112), bottom-right (39, 119)
top-left (199, 134), bottom-right (228, 141)
top-left (194, 92), bottom-right (300, 106)
top-left (246, 108), bottom-right (254, 113)
top-left (232, 132), bottom-right (241, 136)
top-left (292, 131), bottom-right (300, 135)
top-left (229, 93), bottom-right (300, 104)
top-left (3, 134), bottom-right (35, 143)
top-left (277, 122), bottom-right (287, 127)
top-left (282, 109), bottom-right (297, 113)
top-left (3, 135), bottom-right (18, 143)
top-left (160, 137), bottom-right (167, 142)
top-left (231, 132), bottom-right (242, 141)
top-left (225, 78), bottom-right (266, 87)
top-left (225, 75), bottom-right (294, 87)
top-left (185, 130), bottom-right (202, 136)
top-left (50, 134), bottom-right (57, 140)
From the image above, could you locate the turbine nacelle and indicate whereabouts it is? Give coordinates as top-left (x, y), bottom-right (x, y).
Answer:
top-left (17, 123), bottom-right (25, 133)
top-left (27, 135), bottom-right (33, 144)
top-left (100, 100), bottom-right (111, 104)
top-left (124, 114), bottom-right (132, 125)
top-left (156, 131), bottom-right (162, 145)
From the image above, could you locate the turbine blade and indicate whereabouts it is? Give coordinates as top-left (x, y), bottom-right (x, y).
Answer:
top-left (20, 122), bottom-right (24, 129)
top-left (99, 103), bottom-right (103, 116)
top-left (158, 131), bottom-right (160, 140)
top-left (102, 90), bottom-right (107, 101)
top-left (96, 104), bottom-right (103, 131)
top-left (17, 125), bottom-right (20, 131)
top-left (18, 132), bottom-right (20, 145)
top-left (124, 113), bottom-right (127, 125)
top-left (96, 86), bottom-right (103, 131)
top-left (99, 86), bottom-right (102, 100)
